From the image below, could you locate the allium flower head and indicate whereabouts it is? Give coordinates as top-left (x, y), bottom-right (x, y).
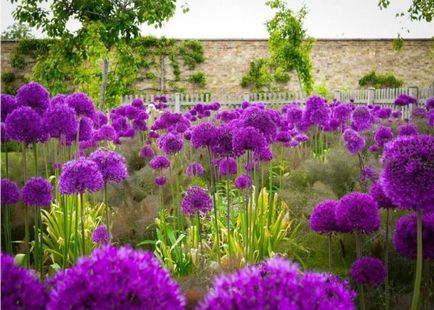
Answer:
top-left (139, 145), bottom-right (155, 158)
top-left (5, 106), bottom-right (47, 144)
top-left (1, 253), bottom-right (47, 309)
top-left (92, 111), bottom-right (108, 128)
top-left (381, 135), bottom-right (434, 211)
top-left (393, 212), bottom-right (434, 259)
top-left (149, 155), bottom-right (170, 170)
top-left (65, 92), bottom-right (95, 118)
top-left (185, 162), bottom-right (204, 177)
top-left (43, 104), bottom-right (78, 138)
top-left (426, 97), bottom-right (434, 110)
top-left (304, 95), bottom-right (330, 126)
top-left (351, 106), bottom-right (373, 131)
top-left (374, 126), bottom-right (393, 147)
top-left (234, 174), bottom-right (252, 189)
top-left (22, 177), bottom-right (52, 207)
top-left (376, 107), bottom-right (392, 119)
top-left (50, 94), bottom-right (67, 107)
top-left (191, 122), bottom-right (216, 149)
top-left (332, 103), bottom-right (353, 124)
top-left (397, 123), bottom-right (418, 136)
top-left (181, 186), bottom-right (212, 216)
top-left (158, 132), bottom-right (184, 155)
top-left (335, 192), bottom-right (380, 233)
top-left (131, 98), bottom-right (145, 109)
top-left (1, 94), bottom-right (20, 122)
top-left (240, 106), bottom-right (277, 141)
top-left (310, 200), bottom-right (339, 234)
top-left (1, 179), bottom-right (20, 205)
top-left (59, 158), bottom-right (104, 194)
top-left (395, 94), bottom-right (417, 106)
top-left (359, 165), bottom-right (378, 186)
top-left (94, 125), bottom-right (116, 142)
top-left (232, 126), bottom-right (267, 156)
top-left (89, 148), bottom-right (128, 183)
top-left (286, 103), bottom-right (303, 124)
top-left (218, 158), bottom-right (237, 177)
top-left (429, 110), bottom-right (434, 127)
top-left (391, 111), bottom-right (402, 119)
top-left (154, 176), bottom-right (167, 187)
top-left (369, 182), bottom-right (397, 209)
top-left (91, 224), bottom-right (110, 244)
top-left (16, 82), bottom-right (49, 115)
top-left (411, 107), bottom-right (426, 119)
top-left (211, 125), bottom-right (234, 156)
top-left (46, 246), bottom-right (185, 309)
top-left (350, 257), bottom-right (387, 287)
top-left (198, 256), bottom-right (356, 310)
top-left (343, 129), bottom-right (365, 153)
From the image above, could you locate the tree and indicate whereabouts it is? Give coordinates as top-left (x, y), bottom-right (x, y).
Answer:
top-left (266, 0), bottom-right (314, 96)
top-left (1, 22), bottom-right (33, 40)
top-left (378, 0), bottom-right (434, 22)
top-left (11, 0), bottom-right (178, 110)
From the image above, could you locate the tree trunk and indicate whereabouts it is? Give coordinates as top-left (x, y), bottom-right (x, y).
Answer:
top-left (99, 58), bottom-right (109, 111)
top-left (160, 54), bottom-right (166, 92)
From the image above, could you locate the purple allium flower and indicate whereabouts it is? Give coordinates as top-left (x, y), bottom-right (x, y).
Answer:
top-left (154, 176), bottom-right (167, 187)
top-left (332, 103), bottom-right (353, 124)
top-left (350, 256), bottom-right (387, 287)
top-left (335, 192), bottom-right (380, 233)
top-left (234, 174), bottom-right (252, 189)
top-left (359, 165), bottom-right (378, 185)
top-left (376, 107), bottom-right (392, 119)
top-left (181, 186), bottom-right (212, 216)
top-left (22, 177), bottom-right (52, 207)
top-left (1, 253), bottom-right (47, 309)
top-left (50, 94), bottom-right (67, 107)
top-left (139, 145), bottom-right (155, 158)
top-left (198, 256), bottom-right (356, 310)
top-left (294, 133), bottom-right (309, 142)
top-left (368, 144), bottom-right (379, 153)
top-left (65, 92), bottom-right (95, 118)
top-left (1, 179), bottom-right (20, 205)
top-left (411, 107), bottom-right (427, 119)
top-left (211, 125), bottom-right (233, 156)
top-left (393, 212), bottom-right (434, 259)
top-left (343, 129), bottom-right (365, 154)
top-left (158, 132), bottom-right (184, 155)
top-left (16, 82), bottom-right (49, 115)
top-left (76, 117), bottom-right (94, 141)
top-left (310, 200), bottom-right (339, 234)
top-left (397, 123), bottom-right (418, 136)
top-left (304, 95), bottom-right (330, 126)
top-left (5, 106), bottom-right (47, 144)
top-left (43, 104), bottom-right (78, 139)
top-left (380, 135), bottom-right (434, 211)
top-left (92, 111), bottom-right (108, 128)
top-left (286, 103), bottom-right (303, 124)
top-left (131, 98), bottom-right (145, 109)
top-left (0, 122), bottom-right (8, 143)
top-left (395, 94), bottom-right (417, 106)
top-left (185, 162), bottom-right (204, 177)
top-left (89, 148), bottom-right (128, 184)
top-left (59, 158), bottom-right (104, 194)
top-left (276, 130), bottom-right (291, 143)
top-left (149, 155), bottom-right (170, 170)
top-left (217, 158), bottom-right (237, 177)
top-left (254, 146), bottom-right (273, 161)
top-left (369, 182), bottom-right (397, 209)
top-left (426, 97), bottom-right (434, 110)
top-left (240, 107), bottom-right (277, 142)
top-left (94, 125), bottom-right (116, 142)
top-left (191, 122), bottom-right (216, 149)
top-left (125, 105), bottom-right (139, 120)
top-left (46, 246), bottom-right (185, 309)
top-left (232, 126), bottom-right (267, 156)
top-left (1, 94), bottom-right (20, 122)
top-left (80, 139), bottom-right (96, 150)
top-left (91, 224), bottom-right (110, 244)
top-left (374, 126), bottom-right (393, 147)
top-left (391, 111), bottom-right (402, 119)
top-left (351, 106), bottom-right (373, 131)
top-left (429, 110), bottom-right (434, 127)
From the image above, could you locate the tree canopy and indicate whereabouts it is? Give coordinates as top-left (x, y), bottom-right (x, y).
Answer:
top-left (378, 0), bottom-right (434, 22)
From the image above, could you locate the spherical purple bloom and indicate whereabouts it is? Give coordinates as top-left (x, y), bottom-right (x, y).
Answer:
top-left (46, 246), bottom-right (185, 309)
top-left (149, 155), bottom-right (170, 170)
top-left (125, 105), bottom-right (139, 120)
top-left (131, 98), bottom-right (145, 109)
top-left (397, 123), bottom-right (418, 136)
top-left (294, 133), bottom-right (309, 142)
top-left (211, 125), bottom-right (233, 156)
top-left (198, 256), bottom-right (356, 310)
top-left (304, 95), bottom-right (330, 126)
top-left (154, 176), bottom-right (167, 187)
top-left (5, 106), bottom-right (47, 144)
top-left (332, 103), bottom-right (353, 124)
top-left (92, 111), bottom-right (108, 128)
top-left (286, 103), bottom-right (303, 124)
top-left (310, 200), bottom-right (339, 234)
top-left (158, 132), bottom-right (184, 155)
top-left (343, 129), bottom-right (365, 154)
top-left (22, 177), bottom-right (52, 207)
top-left (380, 135), bottom-right (434, 211)
top-left (276, 130), bottom-right (291, 143)
top-left (1, 122), bottom-right (8, 143)
top-left (426, 97), bottom-right (434, 110)
top-left (185, 162), bottom-right (204, 177)
top-left (234, 174), bottom-right (252, 189)
top-left (139, 145), bottom-right (154, 158)
top-left (43, 104), bottom-right (78, 139)
top-left (359, 166), bottom-right (378, 186)
top-left (91, 224), bottom-right (110, 244)
top-left (374, 126), bottom-right (393, 147)
top-left (89, 148), bottom-right (128, 183)
top-left (191, 122), bottom-right (216, 149)
top-left (240, 106), bottom-right (277, 142)
top-left (335, 192), bottom-right (380, 233)
top-left (368, 144), bottom-right (379, 153)
top-left (351, 106), bottom-right (373, 131)
top-left (181, 186), bottom-right (212, 216)
top-left (65, 92), bottom-right (95, 118)
top-left (77, 116), bottom-right (94, 141)
top-left (411, 107), bottom-right (427, 119)
top-left (218, 157), bottom-right (237, 177)
top-left (59, 158), bottom-right (104, 194)
top-left (94, 125), bottom-right (116, 142)
top-left (350, 256), bottom-right (387, 287)
top-left (1, 179), bottom-right (20, 205)
top-left (16, 82), bottom-right (49, 115)
top-left (376, 107), bottom-right (392, 119)
top-left (393, 212), bottom-right (434, 259)
top-left (232, 126), bottom-right (267, 156)
top-left (1, 253), bottom-right (47, 310)
top-left (428, 110), bottom-right (434, 127)
top-left (395, 94), bottom-right (417, 106)
top-left (1, 94), bottom-right (20, 122)
top-left (369, 182), bottom-right (397, 209)
top-left (391, 111), bottom-right (402, 119)
top-left (50, 94), bottom-right (67, 107)
top-left (254, 146), bottom-right (273, 161)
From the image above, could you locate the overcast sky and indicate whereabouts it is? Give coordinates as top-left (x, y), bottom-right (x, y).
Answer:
top-left (1, 0), bottom-right (433, 39)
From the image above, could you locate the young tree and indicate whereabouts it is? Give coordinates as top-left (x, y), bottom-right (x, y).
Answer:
top-left (1, 22), bottom-right (33, 40)
top-left (11, 0), bottom-right (178, 110)
top-left (378, 0), bottom-right (433, 22)
top-left (266, 0), bottom-right (314, 97)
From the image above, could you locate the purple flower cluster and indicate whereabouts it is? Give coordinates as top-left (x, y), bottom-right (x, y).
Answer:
top-left (217, 157), bottom-right (237, 177)
top-left (43, 104), bottom-right (78, 139)
top-left (394, 94), bottom-right (417, 106)
top-left (47, 246), bottom-right (185, 309)
top-left (149, 155), bottom-right (170, 170)
top-left (154, 175), bottom-right (167, 187)
top-left (191, 122), bottom-right (216, 149)
top-left (198, 256), bottom-right (356, 310)
top-left (65, 92), bottom-right (95, 118)
top-left (151, 111), bottom-right (190, 133)
top-left (350, 256), bottom-right (387, 287)
top-left (310, 200), bottom-right (339, 234)
top-left (139, 145), bottom-right (155, 158)
top-left (343, 129), bottom-right (365, 154)
top-left (22, 177), bottom-right (52, 207)
top-left (1, 179), bottom-right (20, 205)
top-left (157, 132), bottom-right (184, 155)
top-left (1, 94), bottom-right (20, 122)
top-left (185, 162), bottom-right (204, 177)
top-left (16, 82), bottom-right (49, 115)
top-left (5, 106), bottom-right (47, 144)
top-left (59, 158), bottom-right (104, 194)
top-left (181, 186), bottom-right (212, 216)
top-left (91, 224), bottom-right (110, 244)
top-left (234, 174), bottom-right (252, 189)
top-left (351, 106), bottom-right (373, 131)
top-left (89, 148), bottom-right (128, 183)
top-left (397, 123), bottom-right (418, 136)
top-left (374, 126), bottom-right (393, 147)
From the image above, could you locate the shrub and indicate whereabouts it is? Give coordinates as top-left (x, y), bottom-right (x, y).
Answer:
top-left (359, 71), bottom-right (403, 89)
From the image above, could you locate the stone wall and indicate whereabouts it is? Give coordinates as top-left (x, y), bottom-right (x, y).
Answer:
top-left (1, 39), bottom-right (433, 94)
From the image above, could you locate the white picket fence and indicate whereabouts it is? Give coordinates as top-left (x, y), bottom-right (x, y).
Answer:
top-left (121, 85), bottom-right (434, 115)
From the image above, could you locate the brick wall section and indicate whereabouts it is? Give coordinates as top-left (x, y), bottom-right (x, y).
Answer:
top-left (1, 39), bottom-right (433, 94)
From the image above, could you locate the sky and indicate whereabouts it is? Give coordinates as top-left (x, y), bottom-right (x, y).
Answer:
top-left (1, 0), bottom-right (433, 39)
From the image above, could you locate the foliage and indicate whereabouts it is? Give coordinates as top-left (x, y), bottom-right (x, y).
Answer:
top-left (188, 72), bottom-right (207, 87)
top-left (1, 72), bottom-right (17, 84)
top-left (266, 0), bottom-right (314, 95)
top-left (392, 35), bottom-right (404, 51)
top-left (378, 0), bottom-right (434, 22)
top-left (240, 59), bottom-right (273, 91)
top-left (273, 66), bottom-right (290, 83)
top-left (359, 71), bottom-right (404, 89)
top-left (1, 22), bottom-right (33, 40)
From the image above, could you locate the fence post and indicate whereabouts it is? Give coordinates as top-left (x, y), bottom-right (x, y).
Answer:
top-left (243, 92), bottom-right (250, 102)
top-left (367, 87), bottom-right (375, 104)
top-left (174, 93), bottom-right (180, 112)
top-left (334, 90), bottom-right (341, 101)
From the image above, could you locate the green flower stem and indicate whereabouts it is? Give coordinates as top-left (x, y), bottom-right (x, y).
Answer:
top-left (104, 182), bottom-right (109, 230)
top-left (208, 148), bottom-right (220, 264)
top-left (225, 175), bottom-right (231, 256)
top-left (411, 209), bottom-right (423, 310)
top-left (355, 232), bottom-right (366, 310)
top-left (80, 193), bottom-right (86, 256)
top-left (22, 143), bottom-right (30, 267)
top-left (244, 190), bottom-right (249, 261)
top-left (328, 233), bottom-right (333, 271)
top-left (385, 208), bottom-right (390, 310)
top-left (4, 206), bottom-right (12, 253)
top-left (197, 212), bottom-right (202, 261)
